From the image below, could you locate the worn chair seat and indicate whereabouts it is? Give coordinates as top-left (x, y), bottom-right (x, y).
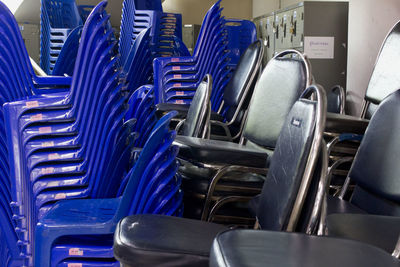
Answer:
top-left (327, 213), bottom-right (400, 253)
top-left (174, 136), bottom-right (271, 167)
top-left (113, 214), bottom-right (227, 267)
top-left (210, 229), bottom-right (400, 267)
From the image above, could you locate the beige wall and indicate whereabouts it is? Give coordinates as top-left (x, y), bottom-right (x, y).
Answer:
top-left (163, 0), bottom-right (253, 25)
top-left (253, 0), bottom-right (279, 18)
top-left (345, 0), bottom-right (400, 115)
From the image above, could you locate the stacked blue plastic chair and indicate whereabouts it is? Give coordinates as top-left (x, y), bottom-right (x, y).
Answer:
top-left (33, 111), bottom-right (181, 267)
top-left (121, 28), bottom-right (154, 94)
top-left (5, 2), bottom-right (123, 265)
top-left (125, 85), bottom-right (158, 148)
top-left (0, 2), bottom-right (71, 266)
top-left (51, 26), bottom-right (83, 76)
top-left (153, 0), bottom-right (256, 109)
top-left (118, 0), bottom-right (186, 69)
top-left (40, 0), bottom-right (83, 74)
top-left (1, 1), bottom-right (182, 265)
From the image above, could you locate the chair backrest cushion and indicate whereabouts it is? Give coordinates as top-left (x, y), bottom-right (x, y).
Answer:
top-left (349, 89), bottom-right (400, 213)
top-left (243, 57), bottom-right (307, 149)
top-left (365, 21), bottom-right (400, 111)
top-left (183, 76), bottom-right (211, 137)
top-left (223, 40), bottom-right (262, 122)
top-left (257, 98), bottom-right (316, 231)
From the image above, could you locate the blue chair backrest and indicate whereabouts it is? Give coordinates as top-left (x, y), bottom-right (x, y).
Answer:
top-left (52, 26), bottom-right (82, 76)
top-left (115, 111), bottom-right (177, 221)
top-left (43, 0), bottom-right (82, 28)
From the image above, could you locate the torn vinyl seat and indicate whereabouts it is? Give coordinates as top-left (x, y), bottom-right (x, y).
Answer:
top-left (113, 84), bottom-right (328, 267)
top-left (157, 39), bottom-right (264, 141)
top-left (175, 49), bottom-right (312, 221)
top-left (209, 230), bottom-right (400, 267)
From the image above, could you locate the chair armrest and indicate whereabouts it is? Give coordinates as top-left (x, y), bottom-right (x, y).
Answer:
top-left (156, 104), bottom-right (224, 122)
top-left (174, 136), bottom-right (271, 168)
top-left (113, 214), bottom-right (227, 266)
top-left (325, 112), bottom-right (369, 135)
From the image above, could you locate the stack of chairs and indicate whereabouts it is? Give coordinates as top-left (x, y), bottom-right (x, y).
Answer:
top-left (0, 2), bottom-right (71, 265)
top-left (40, 0), bottom-right (86, 75)
top-left (212, 19), bottom-right (257, 111)
top-left (0, 1), bottom-right (182, 266)
top-left (125, 85), bottom-right (158, 148)
top-left (51, 26), bottom-right (82, 76)
top-left (118, 0), bottom-right (186, 70)
top-left (153, 0), bottom-right (256, 109)
top-left (121, 28), bottom-right (154, 94)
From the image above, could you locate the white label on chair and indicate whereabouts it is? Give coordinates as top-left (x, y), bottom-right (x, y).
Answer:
top-left (174, 83), bottom-right (182, 88)
top-left (48, 153), bottom-right (61, 160)
top-left (174, 74), bottom-right (182, 79)
top-left (41, 167), bottom-right (54, 175)
top-left (173, 66), bottom-right (181, 71)
top-left (42, 141), bottom-right (55, 148)
top-left (171, 58), bottom-right (180, 62)
top-left (176, 92), bottom-right (185, 96)
top-left (39, 126), bottom-right (52, 133)
top-left (69, 248), bottom-right (84, 256)
top-left (304, 36), bottom-right (335, 59)
top-left (55, 193), bottom-right (67, 200)
top-left (175, 100), bottom-right (184, 104)
top-left (30, 114), bottom-right (43, 121)
top-left (26, 101), bottom-right (39, 108)
top-left (68, 264), bottom-right (82, 267)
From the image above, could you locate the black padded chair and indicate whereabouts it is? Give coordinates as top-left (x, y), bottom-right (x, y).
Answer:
top-left (113, 85), bottom-right (328, 267)
top-left (324, 89), bottom-right (400, 217)
top-left (209, 230), bottom-right (400, 267)
top-left (175, 49), bottom-right (312, 221)
top-left (157, 39), bottom-right (264, 141)
top-left (176, 74), bottom-right (212, 138)
top-left (313, 89), bottom-right (400, 253)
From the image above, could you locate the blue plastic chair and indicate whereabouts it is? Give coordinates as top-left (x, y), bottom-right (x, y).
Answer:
top-left (118, 0), bottom-right (185, 68)
top-left (52, 26), bottom-right (83, 76)
top-left (34, 111), bottom-right (180, 267)
top-left (152, 0), bottom-right (256, 109)
top-left (3, 2), bottom-right (120, 264)
top-left (40, 0), bottom-right (84, 74)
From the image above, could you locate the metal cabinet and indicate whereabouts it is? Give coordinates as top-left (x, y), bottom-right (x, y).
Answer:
top-left (182, 24), bottom-right (201, 55)
top-left (253, 12), bottom-right (275, 66)
top-left (253, 1), bottom-right (348, 90)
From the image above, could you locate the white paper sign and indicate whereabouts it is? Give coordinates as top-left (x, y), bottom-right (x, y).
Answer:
top-left (304, 36), bottom-right (335, 59)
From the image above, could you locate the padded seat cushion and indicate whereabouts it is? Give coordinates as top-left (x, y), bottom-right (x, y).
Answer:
top-left (327, 195), bottom-right (367, 215)
top-left (327, 213), bottom-right (400, 253)
top-left (174, 136), bottom-right (271, 167)
top-left (325, 112), bottom-right (369, 134)
top-left (113, 214), bottom-right (228, 267)
top-left (210, 230), bottom-right (400, 267)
